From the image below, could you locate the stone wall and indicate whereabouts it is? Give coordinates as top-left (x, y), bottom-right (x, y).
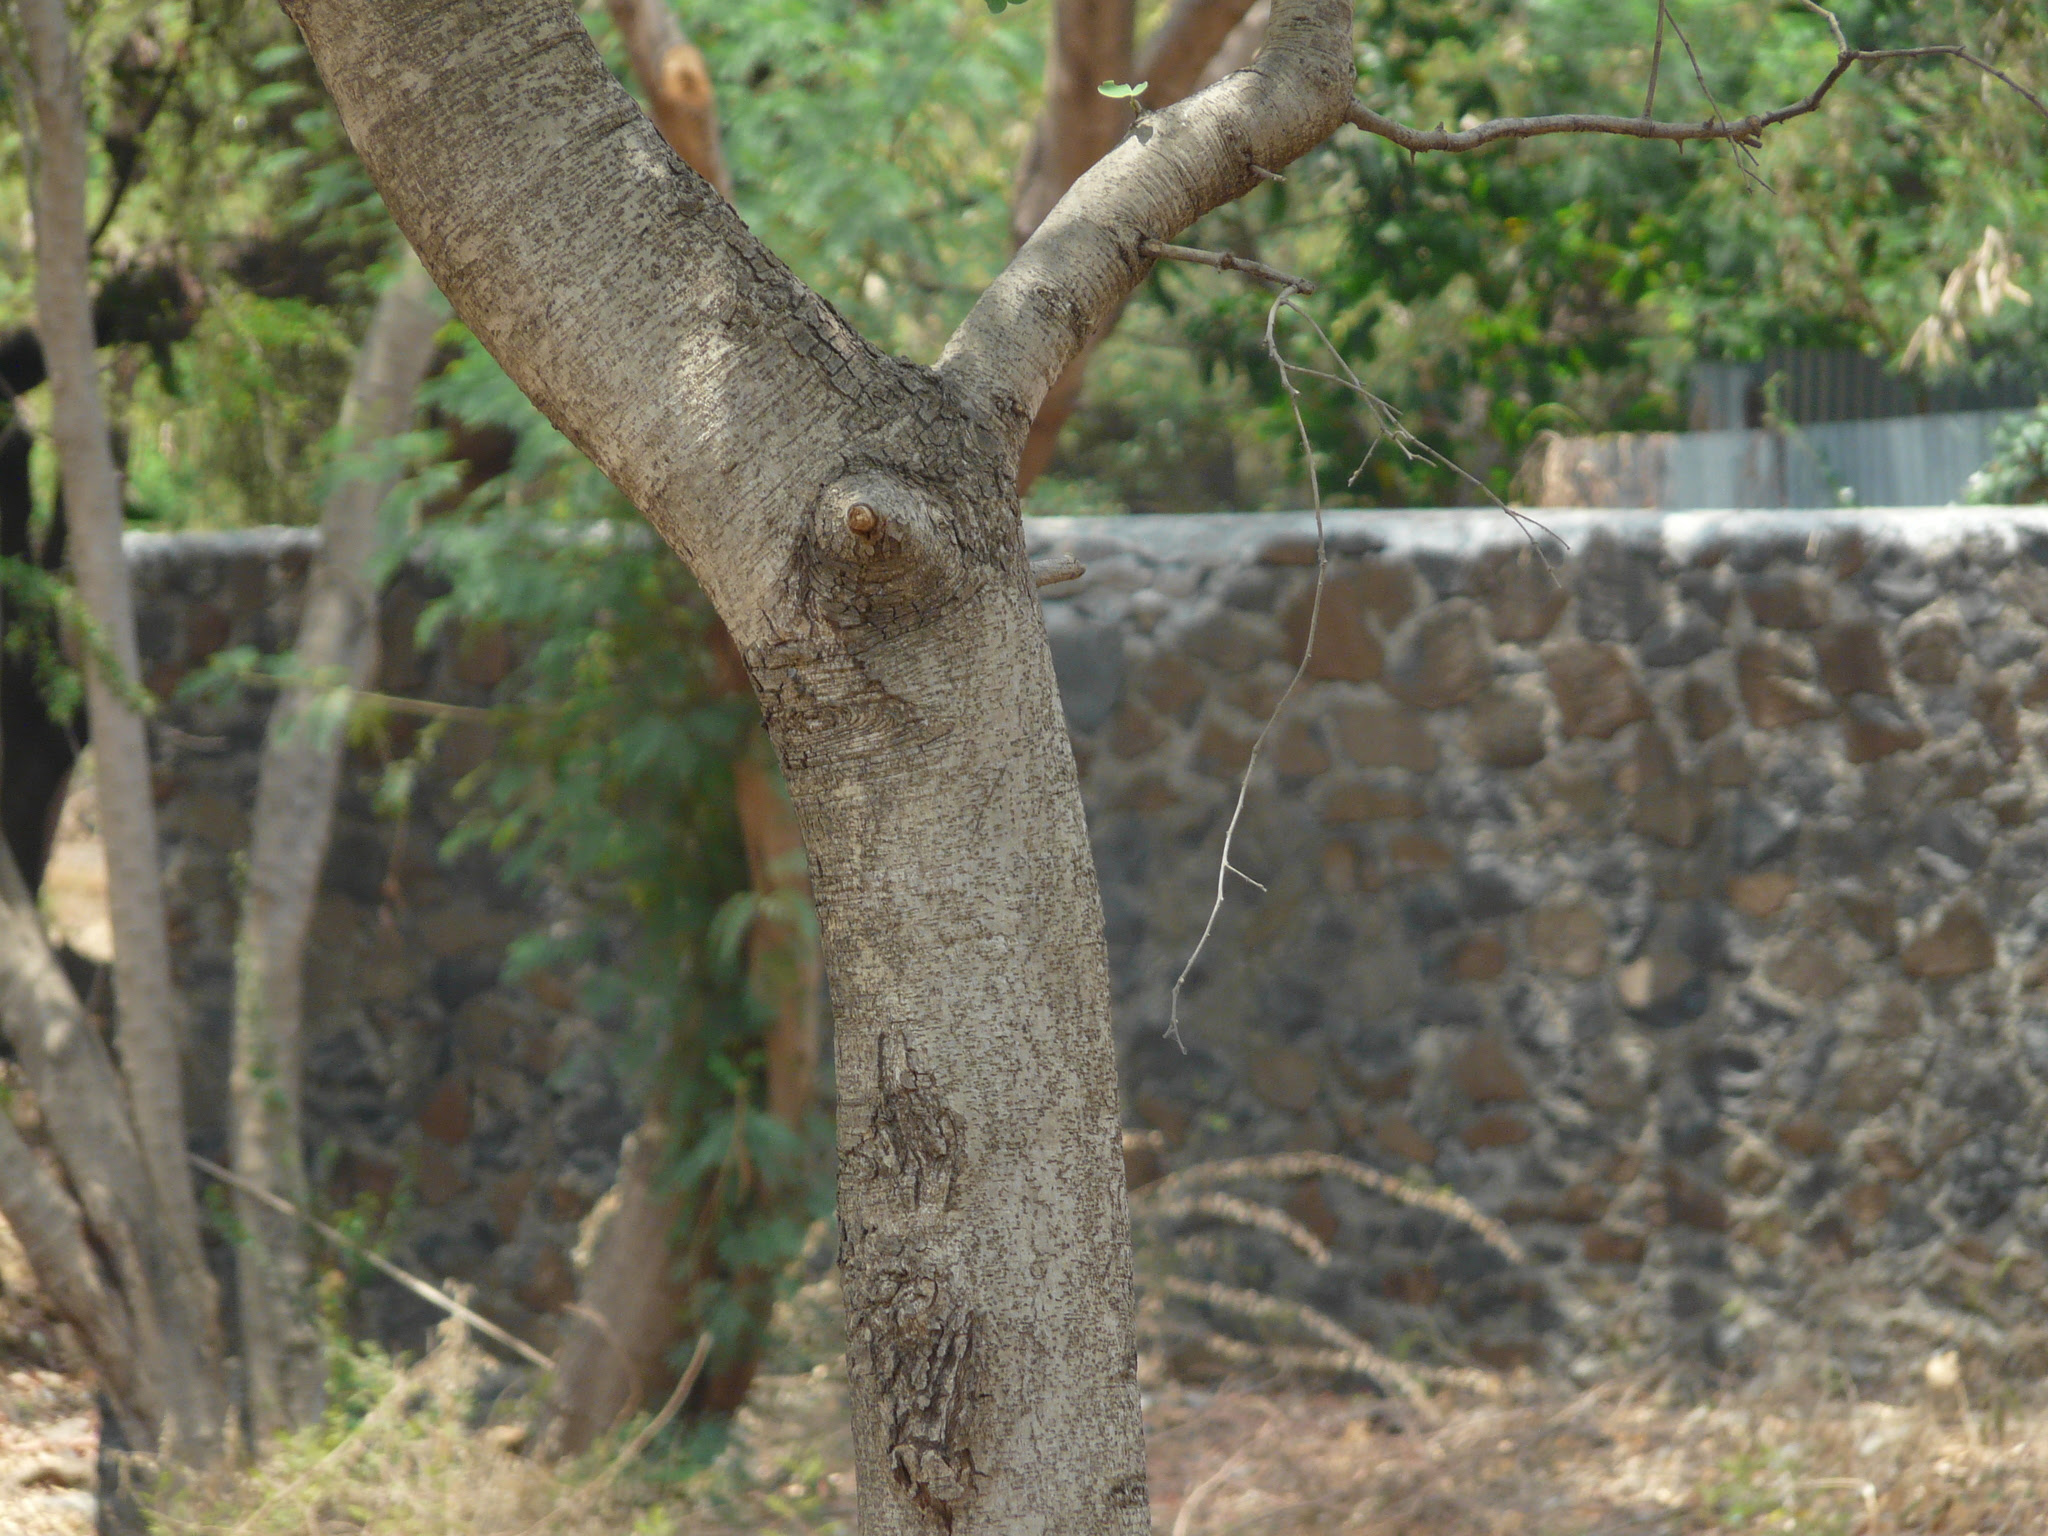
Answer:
top-left (121, 509), bottom-right (2048, 1382)
top-left (133, 530), bottom-right (632, 1356)
top-left (1033, 508), bottom-right (2048, 1382)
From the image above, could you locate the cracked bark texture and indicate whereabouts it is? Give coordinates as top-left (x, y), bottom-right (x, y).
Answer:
top-left (231, 249), bottom-right (442, 1444)
top-left (18, 0), bottom-right (227, 1461)
top-left (287, 1), bottom-right (1354, 1529)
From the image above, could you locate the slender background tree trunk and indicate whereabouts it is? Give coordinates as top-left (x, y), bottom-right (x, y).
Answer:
top-left (231, 249), bottom-right (443, 1444)
top-left (17, 0), bottom-right (227, 1461)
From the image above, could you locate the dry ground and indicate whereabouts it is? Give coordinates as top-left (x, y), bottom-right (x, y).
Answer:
top-left (8, 1228), bottom-right (2048, 1534)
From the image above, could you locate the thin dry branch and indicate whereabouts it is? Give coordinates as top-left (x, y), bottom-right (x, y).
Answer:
top-left (1136, 1190), bottom-right (1333, 1265)
top-left (190, 1153), bottom-right (553, 1370)
top-left (1151, 1276), bottom-right (1431, 1406)
top-left (1146, 1151), bottom-right (1526, 1266)
top-left (1346, 42), bottom-right (2045, 156)
top-left (1140, 236), bottom-right (1313, 291)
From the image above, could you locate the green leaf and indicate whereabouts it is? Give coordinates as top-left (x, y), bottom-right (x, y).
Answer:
top-left (1097, 80), bottom-right (1148, 99)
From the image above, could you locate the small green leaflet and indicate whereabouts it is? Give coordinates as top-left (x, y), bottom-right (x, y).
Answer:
top-left (1098, 80), bottom-right (1148, 99)
top-left (984, 0), bottom-right (1029, 11)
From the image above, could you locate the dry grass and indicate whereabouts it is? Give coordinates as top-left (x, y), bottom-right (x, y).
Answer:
top-left (4, 1251), bottom-right (2041, 1535)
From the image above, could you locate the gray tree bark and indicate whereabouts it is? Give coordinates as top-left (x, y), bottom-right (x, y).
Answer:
top-left (16, 0), bottom-right (228, 1462)
top-left (285, 1), bottom-right (1354, 1529)
top-left (231, 249), bottom-right (443, 1444)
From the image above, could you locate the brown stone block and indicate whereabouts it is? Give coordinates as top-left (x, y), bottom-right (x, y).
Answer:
top-left (1765, 937), bottom-right (1851, 1000)
top-left (1897, 614), bottom-right (1964, 685)
top-left (1386, 832), bottom-right (1454, 874)
top-left (1472, 546), bottom-right (1568, 642)
top-left (1835, 1056), bottom-right (1913, 1116)
top-left (1815, 620), bottom-right (1894, 698)
top-left (1528, 897), bottom-right (1607, 977)
top-left (1841, 693), bottom-right (1925, 763)
top-left (1122, 1132), bottom-right (1165, 1191)
top-left (1108, 704), bottom-right (1169, 759)
top-left (184, 603), bottom-right (232, 663)
top-left (1900, 896), bottom-right (1995, 979)
top-left (1723, 1138), bottom-right (1784, 1195)
top-left (1663, 1168), bottom-right (1730, 1232)
top-left (1380, 1264), bottom-right (1442, 1306)
top-left (1285, 1180), bottom-right (1341, 1245)
top-left (1728, 871), bottom-right (1797, 919)
top-left (1249, 1047), bottom-right (1322, 1115)
top-left (1135, 1091), bottom-right (1192, 1148)
top-left (1737, 637), bottom-right (1833, 728)
top-left (1450, 931), bottom-right (1509, 982)
top-left (1682, 675), bottom-right (1735, 741)
top-left (1744, 569), bottom-right (1833, 630)
top-left (1451, 1033), bottom-right (1530, 1104)
top-left (1329, 696), bottom-right (1437, 771)
top-left (1386, 601), bottom-right (1493, 711)
top-left (1544, 640), bottom-right (1650, 739)
top-left (1704, 735), bottom-right (1752, 786)
top-left (1358, 561), bottom-right (1419, 627)
top-left (1374, 1114), bottom-right (1437, 1165)
top-left (1109, 773), bottom-right (1180, 813)
top-left (1977, 679), bottom-right (2022, 760)
top-left (1465, 685), bottom-right (1548, 767)
top-left (1583, 1227), bottom-right (1647, 1265)
top-left (1194, 719), bottom-right (1258, 777)
top-left (1775, 1113), bottom-right (1837, 1159)
top-left (418, 1076), bottom-right (475, 1145)
top-left (1632, 776), bottom-right (1711, 849)
top-left (1138, 653), bottom-right (1207, 719)
top-left (1283, 575), bottom-right (1384, 683)
top-left (1270, 717), bottom-right (1330, 776)
top-left (1461, 1112), bottom-right (1531, 1150)
top-left (1836, 886), bottom-right (1898, 957)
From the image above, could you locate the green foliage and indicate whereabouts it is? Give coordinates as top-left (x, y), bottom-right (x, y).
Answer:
top-left (416, 333), bottom-right (828, 1386)
top-left (1965, 404), bottom-right (2048, 505)
top-left (1040, 0), bottom-right (2048, 510)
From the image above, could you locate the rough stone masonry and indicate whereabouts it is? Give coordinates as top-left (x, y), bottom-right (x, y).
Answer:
top-left (124, 508), bottom-right (2048, 1384)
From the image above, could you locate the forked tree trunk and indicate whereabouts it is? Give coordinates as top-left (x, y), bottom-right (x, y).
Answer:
top-left (291, 1), bottom-right (1354, 1528)
top-left (17, 0), bottom-right (228, 1461)
top-left (231, 250), bottom-right (443, 1444)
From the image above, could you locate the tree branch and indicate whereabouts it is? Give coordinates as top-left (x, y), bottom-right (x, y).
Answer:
top-left (1347, 43), bottom-right (2045, 156)
top-left (1136, 0), bottom-right (1261, 110)
top-left (283, 0), bottom-right (914, 610)
top-left (943, 0), bottom-right (1355, 453)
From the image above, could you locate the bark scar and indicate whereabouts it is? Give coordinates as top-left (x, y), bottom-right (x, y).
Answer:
top-left (846, 1033), bottom-right (964, 1212)
top-left (842, 1240), bottom-right (983, 1528)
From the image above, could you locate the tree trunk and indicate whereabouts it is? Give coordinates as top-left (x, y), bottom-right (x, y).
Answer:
top-left (290, 0), bottom-right (1353, 1526)
top-left (18, 0), bottom-right (227, 1461)
top-left (0, 840), bottom-right (211, 1454)
top-left (231, 249), bottom-right (443, 1444)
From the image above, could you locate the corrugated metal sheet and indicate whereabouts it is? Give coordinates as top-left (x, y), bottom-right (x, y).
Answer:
top-left (1530, 408), bottom-right (2020, 510)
